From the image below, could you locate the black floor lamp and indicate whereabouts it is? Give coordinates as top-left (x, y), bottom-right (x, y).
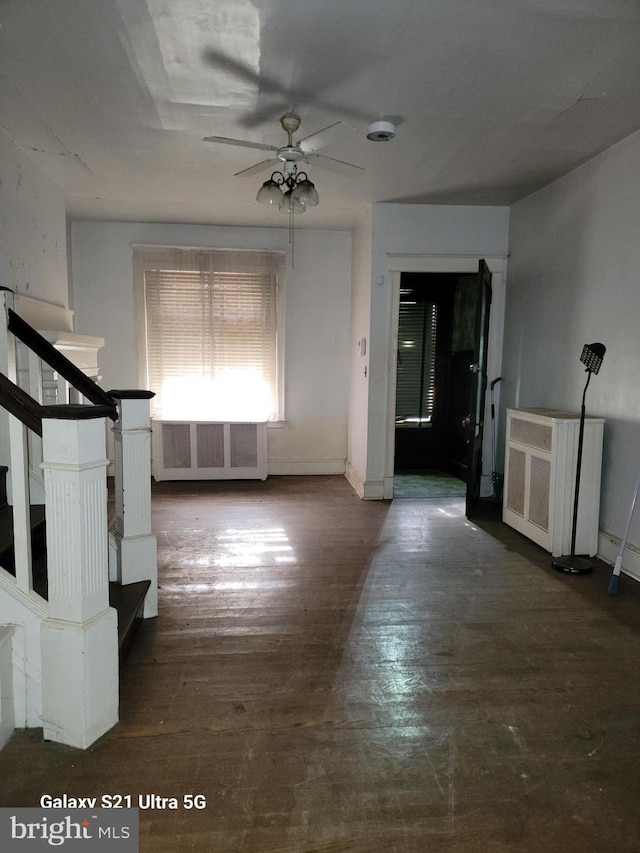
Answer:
top-left (552, 342), bottom-right (606, 575)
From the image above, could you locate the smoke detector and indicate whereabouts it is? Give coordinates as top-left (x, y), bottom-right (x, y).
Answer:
top-left (366, 120), bottom-right (396, 141)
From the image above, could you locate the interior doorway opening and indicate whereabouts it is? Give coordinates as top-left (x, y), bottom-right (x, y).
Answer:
top-left (385, 254), bottom-right (505, 509)
top-left (393, 270), bottom-right (487, 501)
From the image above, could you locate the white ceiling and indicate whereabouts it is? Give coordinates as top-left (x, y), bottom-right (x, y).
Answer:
top-left (2, 0), bottom-right (640, 230)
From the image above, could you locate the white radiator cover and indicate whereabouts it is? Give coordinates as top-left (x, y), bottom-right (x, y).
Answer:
top-left (502, 408), bottom-right (604, 557)
top-left (152, 421), bottom-right (267, 481)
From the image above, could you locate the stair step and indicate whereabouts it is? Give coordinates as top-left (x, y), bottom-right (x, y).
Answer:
top-left (109, 580), bottom-right (151, 663)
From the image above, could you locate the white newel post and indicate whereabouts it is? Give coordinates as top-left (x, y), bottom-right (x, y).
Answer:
top-left (110, 391), bottom-right (158, 618)
top-left (40, 411), bottom-right (118, 749)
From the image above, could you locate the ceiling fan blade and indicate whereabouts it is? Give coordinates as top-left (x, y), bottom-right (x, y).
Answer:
top-left (234, 160), bottom-right (278, 178)
top-left (202, 48), bottom-right (291, 98)
top-left (305, 152), bottom-right (364, 177)
top-left (203, 135), bottom-right (278, 153)
top-left (299, 121), bottom-right (357, 154)
top-left (202, 47), bottom-right (374, 124)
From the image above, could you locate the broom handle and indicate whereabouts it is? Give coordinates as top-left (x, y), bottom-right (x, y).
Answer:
top-left (615, 470), bottom-right (640, 571)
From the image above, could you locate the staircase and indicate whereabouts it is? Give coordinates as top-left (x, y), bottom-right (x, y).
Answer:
top-left (0, 290), bottom-right (157, 750)
top-left (0, 473), bottom-right (150, 672)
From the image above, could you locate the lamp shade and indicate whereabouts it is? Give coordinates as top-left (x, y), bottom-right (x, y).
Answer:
top-left (580, 342), bottom-right (606, 374)
top-left (279, 188), bottom-right (307, 214)
top-left (291, 178), bottom-right (319, 207)
top-left (256, 179), bottom-right (283, 205)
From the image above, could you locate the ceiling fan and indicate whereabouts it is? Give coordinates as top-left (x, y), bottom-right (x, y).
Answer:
top-left (203, 113), bottom-right (364, 178)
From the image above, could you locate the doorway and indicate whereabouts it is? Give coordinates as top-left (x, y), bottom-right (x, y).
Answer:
top-left (393, 272), bottom-right (459, 497)
top-left (392, 265), bottom-right (491, 509)
top-left (384, 254), bottom-right (505, 507)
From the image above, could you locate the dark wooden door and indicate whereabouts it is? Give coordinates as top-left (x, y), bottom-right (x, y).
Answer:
top-left (464, 260), bottom-right (492, 517)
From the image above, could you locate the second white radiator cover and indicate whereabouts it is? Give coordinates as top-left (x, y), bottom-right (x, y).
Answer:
top-left (152, 421), bottom-right (267, 481)
top-left (503, 408), bottom-right (604, 557)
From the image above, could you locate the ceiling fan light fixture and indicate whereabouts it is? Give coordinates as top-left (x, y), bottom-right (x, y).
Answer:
top-left (206, 114), bottom-right (364, 224)
top-left (366, 120), bottom-right (396, 141)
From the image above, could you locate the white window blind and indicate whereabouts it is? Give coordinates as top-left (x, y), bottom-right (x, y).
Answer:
top-left (135, 247), bottom-right (286, 422)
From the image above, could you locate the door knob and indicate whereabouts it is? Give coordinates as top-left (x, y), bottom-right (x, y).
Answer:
top-left (461, 416), bottom-right (472, 428)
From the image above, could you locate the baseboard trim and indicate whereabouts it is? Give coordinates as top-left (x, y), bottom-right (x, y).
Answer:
top-left (268, 459), bottom-right (346, 476)
top-left (345, 462), bottom-right (364, 498)
top-left (362, 480), bottom-right (385, 500)
top-left (598, 530), bottom-right (640, 584)
top-left (345, 463), bottom-right (385, 500)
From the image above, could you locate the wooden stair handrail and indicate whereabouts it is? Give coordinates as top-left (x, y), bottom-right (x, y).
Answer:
top-left (7, 308), bottom-right (118, 420)
top-left (0, 372), bottom-right (115, 436)
top-left (0, 372), bottom-right (43, 435)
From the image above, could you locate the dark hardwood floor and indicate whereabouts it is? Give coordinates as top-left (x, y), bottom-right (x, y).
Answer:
top-left (2, 475), bottom-right (640, 851)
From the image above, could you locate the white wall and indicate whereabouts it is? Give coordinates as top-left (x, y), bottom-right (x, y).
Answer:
top-left (503, 128), bottom-right (640, 577)
top-left (69, 221), bottom-right (351, 474)
top-left (347, 203), bottom-right (510, 497)
top-left (0, 134), bottom-right (68, 306)
top-left (346, 210), bottom-right (373, 492)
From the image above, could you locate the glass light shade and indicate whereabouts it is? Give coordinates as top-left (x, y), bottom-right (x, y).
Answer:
top-left (256, 179), bottom-right (283, 205)
top-left (291, 179), bottom-right (319, 207)
top-left (279, 188), bottom-right (307, 214)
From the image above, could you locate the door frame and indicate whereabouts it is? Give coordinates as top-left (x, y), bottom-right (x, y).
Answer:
top-left (384, 254), bottom-right (508, 500)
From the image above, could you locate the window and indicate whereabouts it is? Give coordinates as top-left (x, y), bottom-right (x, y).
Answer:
top-left (395, 298), bottom-right (437, 426)
top-left (134, 247), bottom-right (286, 422)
